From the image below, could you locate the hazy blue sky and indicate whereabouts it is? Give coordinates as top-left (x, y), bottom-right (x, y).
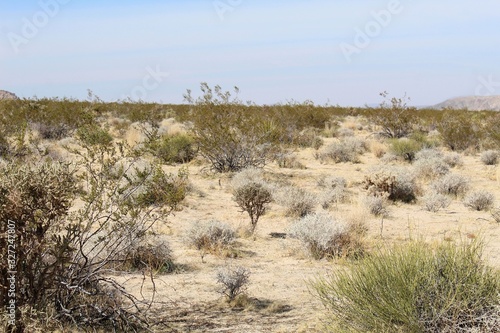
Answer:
top-left (1, 0), bottom-right (499, 106)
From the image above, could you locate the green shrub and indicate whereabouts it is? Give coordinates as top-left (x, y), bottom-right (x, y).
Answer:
top-left (154, 133), bottom-right (197, 164)
top-left (76, 123), bottom-right (113, 147)
top-left (389, 138), bottom-right (422, 162)
top-left (312, 241), bottom-right (500, 333)
top-left (370, 92), bottom-right (416, 138)
top-left (438, 110), bottom-right (482, 151)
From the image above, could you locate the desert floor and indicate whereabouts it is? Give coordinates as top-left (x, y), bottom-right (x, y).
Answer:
top-left (111, 118), bottom-right (500, 333)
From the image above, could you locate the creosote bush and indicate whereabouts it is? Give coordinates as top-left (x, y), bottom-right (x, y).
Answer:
top-left (289, 212), bottom-right (365, 259)
top-left (370, 92), bottom-right (416, 138)
top-left (464, 190), bottom-right (495, 211)
top-left (216, 265), bottom-right (250, 301)
top-left (152, 133), bottom-right (197, 164)
top-left (313, 240), bottom-right (500, 333)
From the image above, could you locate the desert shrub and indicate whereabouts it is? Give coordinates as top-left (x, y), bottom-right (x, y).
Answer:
top-left (0, 161), bottom-right (76, 331)
top-left (230, 167), bottom-right (266, 189)
top-left (318, 176), bottom-right (348, 209)
top-left (276, 187), bottom-right (316, 217)
top-left (413, 151), bottom-right (449, 179)
top-left (363, 195), bottom-right (389, 216)
top-left (120, 235), bottom-right (175, 273)
top-left (464, 190), bottom-right (495, 211)
top-left (153, 133), bottom-right (197, 164)
top-left (233, 182), bottom-right (272, 233)
top-left (481, 150), bottom-right (499, 165)
top-left (184, 83), bottom-right (273, 172)
top-left (134, 166), bottom-right (189, 210)
top-left (369, 92), bottom-right (416, 138)
top-left (421, 191), bottom-right (451, 212)
top-left (76, 123), bottom-right (113, 147)
top-left (0, 131), bottom-right (9, 157)
top-left (337, 127), bottom-right (354, 137)
top-left (289, 212), bottom-right (364, 259)
top-left (319, 137), bottom-right (366, 163)
top-left (389, 138), bottom-right (422, 162)
top-left (443, 151), bottom-right (464, 168)
top-left (438, 110), bottom-right (482, 151)
top-left (431, 173), bottom-right (470, 197)
top-left (312, 240), bottom-right (500, 333)
top-left (186, 220), bottom-right (236, 261)
top-left (274, 152), bottom-right (306, 169)
top-left (295, 128), bottom-right (324, 149)
top-left (363, 167), bottom-right (417, 203)
top-left (216, 265), bottom-right (250, 301)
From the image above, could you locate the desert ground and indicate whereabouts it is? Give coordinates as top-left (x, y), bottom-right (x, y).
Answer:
top-left (111, 116), bottom-right (500, 332)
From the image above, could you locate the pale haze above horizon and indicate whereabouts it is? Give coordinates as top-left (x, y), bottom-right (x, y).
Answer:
top-left (0, 0), bottom-right (499, 107)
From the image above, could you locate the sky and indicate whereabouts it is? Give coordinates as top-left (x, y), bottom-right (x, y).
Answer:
top-left (0, 0), bottom-right (499, 107)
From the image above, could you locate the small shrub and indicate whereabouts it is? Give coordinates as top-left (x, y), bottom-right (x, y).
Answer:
top-left (121, 235), bottom-right (174, 273)
top-left (421, 191), bottom-right (451, 212)
top-left (34, 122), bottom-right (71, 140)
top-left (363, 167), bottom-right (417, 203)
top-left (318, 176), bottom-right (347, 189)
top-left (216, 265), bottom-right (250, 301)
top-left (481, 150), bottom-right (499, 165)
top-left (431, 173), bottom-right (470, 197)
top-left (289, 212), bottom-right (364, 259)
top-left (186, 220), bottom-right (236, 261)
top-left (363, 195), bottom-right (389, 216)
top-left (389, 138), bottom-right (422, 162)
top-left (370, 92), bottom-right (416, 138)
top-left (76, 123), bottom-right (113, 147)
top-left (312, 241), bottom-right (500, 333)
top-left (413, 150), bottom-right (449, 179)
top-left (319, 137), bottom-right (366, 163)
top-left (233, 182), bottom-right (273, 233)
top-left (464, 190), bottom-right (495, 211)
top-left (275, 152), bottom-right (306, 169)
top-left (230, 167), bottom-right (267, 190)
top-left (154, 133), bottom-right (197, 164)
top-left (443, 151), bottom-right (464, 168)
top-left (276, 187), bottom-right (316, 217)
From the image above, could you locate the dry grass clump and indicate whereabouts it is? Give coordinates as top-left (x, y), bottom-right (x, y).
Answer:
top-left (288, 212), bottom-right (365, 259)
top-left (463, 190), bottom-right (495, 211)
top-left (481, 150), bottom-right (499, 165)
top-left (186, 220), bottom-right (237, 261)
top-left (369, 140), bottom-right (387, 158)
top-left (431, 173), bottom-right (470, 198)
top-left (421, 191), bottom-right (451, 212)
top-left (275, 186), bottom-right (316, 217)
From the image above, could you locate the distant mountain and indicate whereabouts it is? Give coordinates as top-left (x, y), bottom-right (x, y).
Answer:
top-left (0, 90), bottom-right (18, 100)
top-left (432, 95), bottom-right (500, 111)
